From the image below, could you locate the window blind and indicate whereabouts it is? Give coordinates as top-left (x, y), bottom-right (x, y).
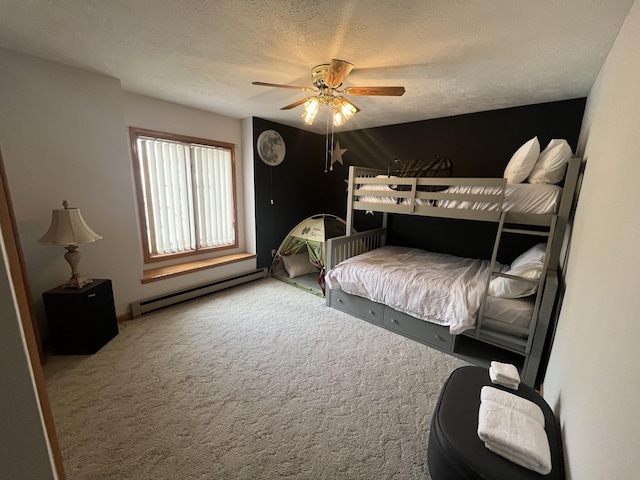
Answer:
top-left (193, 145), bottom-right (235, 248)
top-left (136, 137), bottom-right (235, 257)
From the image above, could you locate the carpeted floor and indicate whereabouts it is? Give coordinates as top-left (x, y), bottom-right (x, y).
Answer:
top-left (44, 277), bottom-right (467, 480)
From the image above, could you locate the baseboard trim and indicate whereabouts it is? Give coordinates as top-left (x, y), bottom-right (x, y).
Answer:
top-left (130, 268), bottom-right (267, 318)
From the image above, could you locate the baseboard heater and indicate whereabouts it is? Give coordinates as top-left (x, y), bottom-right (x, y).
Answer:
top-left (130, 268), bottom-right (267, 318)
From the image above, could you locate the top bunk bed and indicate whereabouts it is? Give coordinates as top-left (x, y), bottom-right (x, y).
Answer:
top-left (345, 144), bottom-right (581, 233)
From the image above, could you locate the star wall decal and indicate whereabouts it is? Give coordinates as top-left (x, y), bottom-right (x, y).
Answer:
top-left (330, 141), bottom-right (347, 168)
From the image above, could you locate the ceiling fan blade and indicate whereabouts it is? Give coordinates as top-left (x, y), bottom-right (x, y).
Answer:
top-left (280, 97), bottom-right (313, 110)
top-left (252, 81), bottom-right (315, 92)
top-left (325, 59), bottom-right (354, 87)
top-left (343, 86), bottom-right (406, 96)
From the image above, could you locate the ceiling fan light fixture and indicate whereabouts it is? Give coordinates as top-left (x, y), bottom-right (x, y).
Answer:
top-left (253, 59), bottom-right (404, 129)
top-left (332, 97), bottom-right (358, 126)
top-left (302, 97), bottom-right (321, 125)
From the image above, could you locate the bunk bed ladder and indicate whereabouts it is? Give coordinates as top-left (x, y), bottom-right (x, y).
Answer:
top-left (523, 215), bottom-right (557, 354)
top-left (475, 212), bottom-right (507, 335)
top-left (476, 213), bottom-right (558, 355)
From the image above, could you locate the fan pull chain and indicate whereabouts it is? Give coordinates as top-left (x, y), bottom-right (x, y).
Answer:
top-left (330, 121), bottom-right (335, 171)
top-left (324, 111), bottom-right (330, 172)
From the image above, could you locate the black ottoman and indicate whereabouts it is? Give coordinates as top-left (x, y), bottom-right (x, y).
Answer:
top-left (427, 366), bottom-right (564, 480)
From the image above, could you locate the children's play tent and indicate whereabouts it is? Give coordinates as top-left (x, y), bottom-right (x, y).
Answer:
top-left (270, 214), bottom-right (349, 296)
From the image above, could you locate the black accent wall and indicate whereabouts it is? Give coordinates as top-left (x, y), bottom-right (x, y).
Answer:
top-left (252, 118), bottom-right (333, 268)
top-left (253, 98), bottom-right (586, 268)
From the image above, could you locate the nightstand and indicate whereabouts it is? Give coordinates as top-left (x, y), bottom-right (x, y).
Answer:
top-left (43, 279), bottom-right (118, 354)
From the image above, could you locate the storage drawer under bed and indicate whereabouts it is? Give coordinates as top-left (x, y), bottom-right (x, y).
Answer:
top-left (383, 308), bottom-right (454, 352)
top-left (329, 289), bottom-right (383, 325)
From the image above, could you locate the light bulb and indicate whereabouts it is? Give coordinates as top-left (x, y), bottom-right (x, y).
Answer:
top-left (332, 97), bottom-right (358, 126)
top-left (302, 97), bottom-right (320, 125)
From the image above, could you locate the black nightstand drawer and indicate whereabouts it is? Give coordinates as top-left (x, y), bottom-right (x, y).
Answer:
top-left (43, 279), bottom-right (118, 354)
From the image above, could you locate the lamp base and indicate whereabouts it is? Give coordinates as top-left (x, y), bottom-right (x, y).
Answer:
top-left (63, 275), bottom-right (93, 289)
top-left (62, 245), bottom-right (93, 288)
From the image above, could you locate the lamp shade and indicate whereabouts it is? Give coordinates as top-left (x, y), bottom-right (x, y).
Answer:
top-left (38, 207), bottom-right (102, 246)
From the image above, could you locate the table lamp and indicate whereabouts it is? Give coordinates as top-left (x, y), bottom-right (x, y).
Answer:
top-left (39, 200), bottom-right (102, 288)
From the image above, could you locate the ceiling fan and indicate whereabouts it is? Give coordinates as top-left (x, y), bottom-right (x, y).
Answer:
top-left (252, 59), bottom-right (405, 126)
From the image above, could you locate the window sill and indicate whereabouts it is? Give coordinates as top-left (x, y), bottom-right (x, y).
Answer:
top-left (141, 252), bottom-right (256, 284)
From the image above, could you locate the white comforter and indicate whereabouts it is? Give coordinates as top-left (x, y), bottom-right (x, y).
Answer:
top-left (325, 246), bottom-right (498, 334)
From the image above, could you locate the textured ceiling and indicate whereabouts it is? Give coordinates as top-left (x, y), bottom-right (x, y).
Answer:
top-left (0, 0), bottom-right (634, 133)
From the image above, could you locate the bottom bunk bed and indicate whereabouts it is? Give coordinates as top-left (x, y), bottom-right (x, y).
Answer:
top-left (324, 228), bottom-right (558, 387)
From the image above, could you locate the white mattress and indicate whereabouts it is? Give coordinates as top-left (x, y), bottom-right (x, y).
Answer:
top-left (325, 245), bottom-right (501, 335)
top-left (356, 181), bottom-right (562, 214)
top-left (484, 296), bottom-right (534, 330)
top-left (435, 183), bottom-right (562, 214)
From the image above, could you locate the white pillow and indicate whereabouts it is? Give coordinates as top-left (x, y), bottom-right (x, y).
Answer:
top-left (489, 243), bottom-right (547, 298)
top-left (511, 243), bottom-right (546, 269)
top-left (281, 253), bottom-right (319, 278)
top-left (503, 137), bottom-right (540, 184)
top-left (489, 263), bottom-right (543, 298)
top-left (527, 139), bottom-right (573, 184)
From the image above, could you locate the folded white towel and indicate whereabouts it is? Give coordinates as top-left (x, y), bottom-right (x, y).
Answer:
top-left (489, 368), bottom-right (519, 389)
top-left (490, 361), bottom-right (520, 389)
top-left (481, 386), bottom-right (545, 426)
top-left (478, 399), bottom-right (552, 475)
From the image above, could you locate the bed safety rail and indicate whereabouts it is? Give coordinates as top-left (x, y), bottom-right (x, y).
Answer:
top-left (326, 227), bottom-right (387, 270)
top-left (325, 228), bottom-right (387, 308)
top-left (348, 166), bottom-right (507, 223)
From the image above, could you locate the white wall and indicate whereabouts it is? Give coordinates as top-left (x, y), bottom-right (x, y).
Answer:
top-left (121, 92), bottom-right (256, 296)
top-left (0, 48), bottom-right (141, 319)
top-left (543, 1), bottom-right (640, 478)
top-left (0, 49), bottom-right (256, 320)
top-left (0, 231), bottom-right (56, 479)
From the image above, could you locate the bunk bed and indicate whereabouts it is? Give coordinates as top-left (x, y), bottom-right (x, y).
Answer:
top-left (325, 156), bottom-right (581, 387)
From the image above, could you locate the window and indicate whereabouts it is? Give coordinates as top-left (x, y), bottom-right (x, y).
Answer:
top-left (130, 127), bottom-right (238, 263)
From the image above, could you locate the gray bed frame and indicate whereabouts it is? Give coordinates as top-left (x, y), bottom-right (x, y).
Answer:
top-left (325, 158), bottom-right (581, 387)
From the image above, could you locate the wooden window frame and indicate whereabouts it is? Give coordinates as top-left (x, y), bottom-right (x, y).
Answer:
top-left (129, 127), bottom-right (239, 264)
